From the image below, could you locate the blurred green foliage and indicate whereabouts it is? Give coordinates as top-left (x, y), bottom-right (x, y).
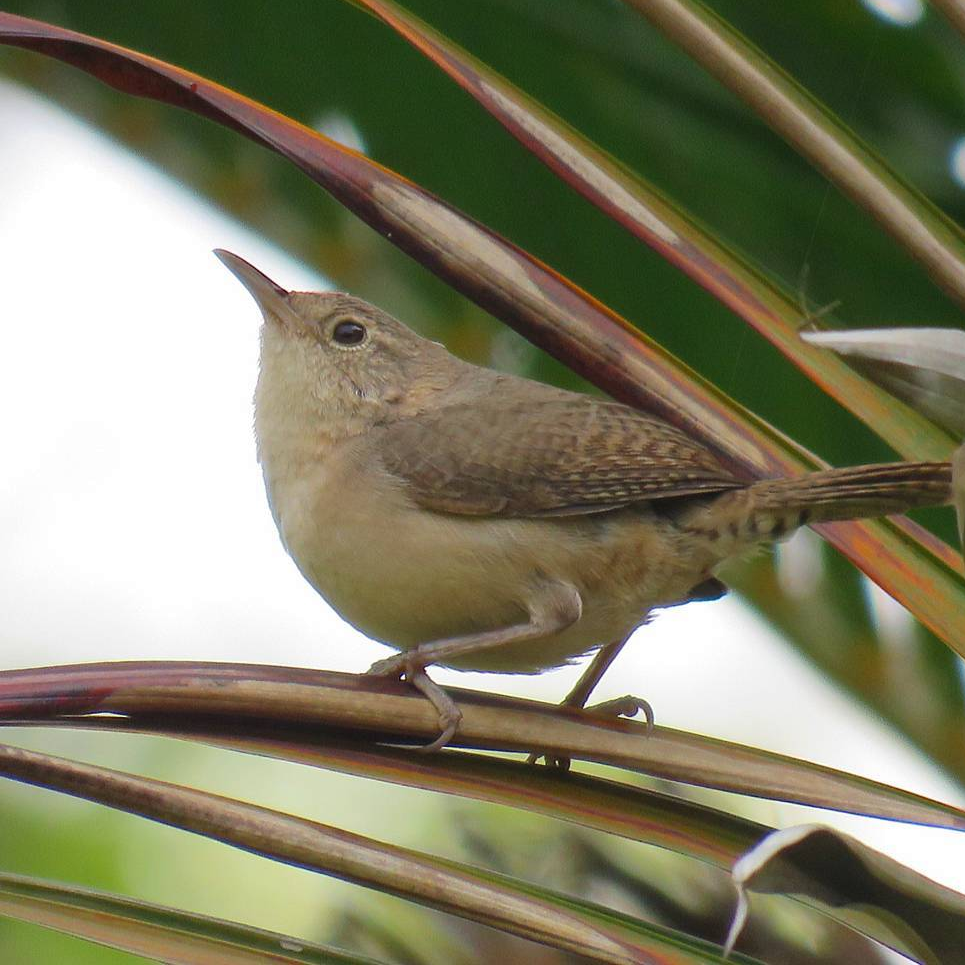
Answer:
top-left (6, 0), bottom-right (965, 467)
top-left (2, 3), bottom-right (964, 960)
top-left (16, 0), bottom-right (961, 748)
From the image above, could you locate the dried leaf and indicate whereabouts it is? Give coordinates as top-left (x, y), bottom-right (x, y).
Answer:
top-left (803, 328), bottom-right (965, 437)
top-left (1, 662), bottom-right (963, 831)
top-left (0, 743), bottom-right (757, 965)
top-left (726, 825), bottom-right (965, 964)
top-left (956, 444), bottom-right (965, 551)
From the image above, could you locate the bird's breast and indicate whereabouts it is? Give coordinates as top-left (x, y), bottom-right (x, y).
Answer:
top-left (262, 436), bottom-right (529, 649)
top-left (261, 437), bottom-right (716, 672)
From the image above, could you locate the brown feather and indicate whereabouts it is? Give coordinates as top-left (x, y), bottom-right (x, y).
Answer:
top-left (375, 395), bottom-right (742, 517)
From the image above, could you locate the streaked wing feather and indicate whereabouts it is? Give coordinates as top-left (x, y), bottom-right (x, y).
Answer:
top-left (377, 397), bottom-right (741, 517)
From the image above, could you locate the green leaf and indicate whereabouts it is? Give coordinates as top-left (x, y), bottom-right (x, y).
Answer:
top-left (344, 0), bottom-right (955, 463)
top-left (0, 873), bottom-right (384, 964)
top-left (620, 0), bottom-right (965, 313)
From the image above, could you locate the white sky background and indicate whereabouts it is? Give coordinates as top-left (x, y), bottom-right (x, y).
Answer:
top-left (1, 76), bottom-right (964, 908)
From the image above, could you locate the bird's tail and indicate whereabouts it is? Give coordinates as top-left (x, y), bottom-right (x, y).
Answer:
top-left (680, 461), bottom-right (952, 546)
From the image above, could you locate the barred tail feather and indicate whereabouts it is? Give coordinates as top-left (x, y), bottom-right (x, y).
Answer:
top-left (680, 461), bottom-right (952, 546)
top-left (747, 461), bottom-right (952, 523)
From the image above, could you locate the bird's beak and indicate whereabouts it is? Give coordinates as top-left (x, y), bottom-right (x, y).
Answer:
top-left (213, 249), bottom-right (304, 330)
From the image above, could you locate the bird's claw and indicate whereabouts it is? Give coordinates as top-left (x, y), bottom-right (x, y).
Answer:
top-left (415, 708), bottom-right (461, 754)
top-left (586, 694), bottom-right (655, 733)
top-left (526, 751), bottom-right (572, 772)
top-left (366, 653), bottom-right (409, 678)
top-left (527, 693), bottom-right (654, 769)
top-left (365, 651), bottom-right (462, 752)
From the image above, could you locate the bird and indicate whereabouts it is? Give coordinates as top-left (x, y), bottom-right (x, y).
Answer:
top-left (215, 249), bottom-right (953, 752)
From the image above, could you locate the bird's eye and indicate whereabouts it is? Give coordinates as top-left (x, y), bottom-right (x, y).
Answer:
top-left (331, 319), bottom-right (367, 346)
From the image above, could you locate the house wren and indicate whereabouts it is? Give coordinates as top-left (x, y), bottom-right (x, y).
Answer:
top-left (216, 250), bottom-right (953, 750)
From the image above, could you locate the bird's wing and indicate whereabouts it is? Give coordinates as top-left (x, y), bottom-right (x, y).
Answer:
top-left (376, 396), bottom-right (742, 517)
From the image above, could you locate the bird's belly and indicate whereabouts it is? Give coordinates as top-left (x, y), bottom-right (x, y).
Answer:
top-left (269, 464), bottom-right (709, 673)
top-left (269, 466), bottom-right (521, 643)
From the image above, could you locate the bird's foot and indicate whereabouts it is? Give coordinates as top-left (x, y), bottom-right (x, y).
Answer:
top-left (585, 694), bottom-right (654, 732)
top-left (366, 651), bottom-right (462, 752)
top-left (366, 652), bottom-right (407, 677)
top-left (527, 693), bottom-right (654, 771)
top-left (529, 751), bottom-right (571, 771)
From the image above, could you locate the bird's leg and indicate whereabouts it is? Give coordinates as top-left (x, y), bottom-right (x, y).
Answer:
top-left (565, 635), bottom-right (653, 727)
top-left (551, 582), bottom-right (723, 736)
top-left (528, 631), bottom-right (652, 769)
top-left (366, 581), bottom-right (582, 752)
